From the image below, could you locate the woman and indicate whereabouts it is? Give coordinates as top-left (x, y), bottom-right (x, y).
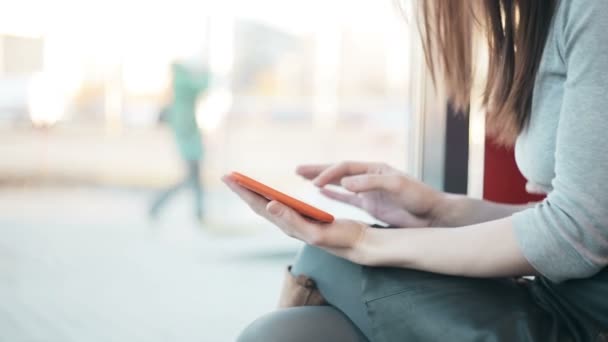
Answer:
top-left (226, 0), bottom-right (608, 340)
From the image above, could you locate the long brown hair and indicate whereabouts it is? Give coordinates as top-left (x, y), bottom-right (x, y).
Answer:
top-left (415, 0), bottom-right (556, 144)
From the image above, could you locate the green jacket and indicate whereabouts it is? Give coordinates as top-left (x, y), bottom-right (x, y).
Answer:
top-left (168, 63), bottom-right (210, 161)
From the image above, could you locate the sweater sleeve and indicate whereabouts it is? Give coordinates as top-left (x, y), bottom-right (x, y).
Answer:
top-left (512, 0), bottom-right (608, 283)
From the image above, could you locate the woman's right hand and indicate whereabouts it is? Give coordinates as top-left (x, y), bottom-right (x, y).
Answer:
top-left (296, 161), bottom-right (446, 228)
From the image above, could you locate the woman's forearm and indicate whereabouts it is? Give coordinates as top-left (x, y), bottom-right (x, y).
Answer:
top-left (432, 194), bottom-right (535, 227)
top-left (357, 216), bottom-right (539, 278)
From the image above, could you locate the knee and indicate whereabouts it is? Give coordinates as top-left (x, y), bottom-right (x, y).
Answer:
top-left (294, 244), bottom-right (327, 263)
top-left (292, 244), bottom-right (349, 276)
top-left (236, 307), bottom-right (368, 342)
top-left (236, 310), bottom-right (287, 342)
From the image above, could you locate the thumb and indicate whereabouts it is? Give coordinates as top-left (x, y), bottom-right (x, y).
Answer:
top-left (341, 174), bottom-right (403, 193)
top-left (266, 200), bottom-right (311, 226)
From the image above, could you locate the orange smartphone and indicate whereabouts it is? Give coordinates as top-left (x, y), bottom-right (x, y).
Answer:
top-left (230, 171), bottom-right (335, 223)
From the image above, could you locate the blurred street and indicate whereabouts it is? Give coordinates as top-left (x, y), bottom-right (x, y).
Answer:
top-left (0, 121), bottom-right (399, 342)
top-left (0, 185), bottom-right (303, 342)
top-left (0, 1), bottom-right (415, 339)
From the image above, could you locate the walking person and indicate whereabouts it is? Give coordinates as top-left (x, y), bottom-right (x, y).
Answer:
top-left (150, 61), bottom-right (210, 223)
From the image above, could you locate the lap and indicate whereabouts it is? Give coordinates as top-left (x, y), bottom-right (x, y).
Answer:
top-left (362, 266), bottom-right (569, 341)
top-left (236, 306), bottom-right (368, 342)
top-left (291, 244), bottom-right (373, 340)
top-left (292, 244), bottom-right (571, 342)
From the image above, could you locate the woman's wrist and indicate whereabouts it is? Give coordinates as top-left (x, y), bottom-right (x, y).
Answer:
top-left (429, 194), bottom-right (534, 227)
top-left (428, 192), bottom-right (463, 227)
top-left (354, 227), bottom-right (414, 267)
top-left (352, 227), bottom-right (383, 266)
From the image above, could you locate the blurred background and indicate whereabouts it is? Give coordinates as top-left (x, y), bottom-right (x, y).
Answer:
top-left (0, 0), bottom-right (422, 340)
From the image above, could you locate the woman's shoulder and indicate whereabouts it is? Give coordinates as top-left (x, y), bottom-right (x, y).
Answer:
top-left (556, 0), bottom-right (608, 35)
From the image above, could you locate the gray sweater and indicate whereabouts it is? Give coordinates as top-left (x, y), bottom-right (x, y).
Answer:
top-left (512, 0), bottom-right (608, 283)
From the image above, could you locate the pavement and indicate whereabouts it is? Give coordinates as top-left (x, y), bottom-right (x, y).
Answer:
top-left (0, 186), bottom-right (308, 342)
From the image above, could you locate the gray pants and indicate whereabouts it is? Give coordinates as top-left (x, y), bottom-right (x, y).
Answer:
top-left (236, 243), bottom-right (584, 342)
top-left (237, 245), bottom-right (370, 341)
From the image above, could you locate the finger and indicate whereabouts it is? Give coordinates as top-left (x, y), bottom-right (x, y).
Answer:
top-left (267, 201), bottom-right (368, 249)
top-left (266, 201), bottom-right (360, 248)
top-left (319, 188), bottom-right (362, 208)
top-left (222, 175), bottom-right (270, 216)
top-left (312, 161), bottom-right (372, 187)
top-left (265, 201), bottom-right (321, 242)
top-left (341, 174), bottom-right (404, 193)
top-left (295, 164), bottom-right (331, 180)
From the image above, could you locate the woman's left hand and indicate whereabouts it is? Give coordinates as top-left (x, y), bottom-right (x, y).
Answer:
top-left (222, 175), bottom-right (369, 262)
